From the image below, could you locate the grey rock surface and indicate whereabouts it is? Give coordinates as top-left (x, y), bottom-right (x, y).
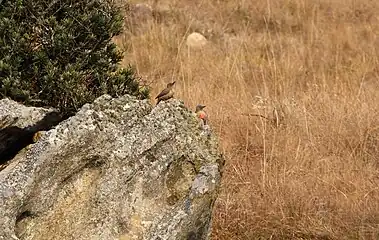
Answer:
top-left (0, 98), bottom-right (54, 129)
top-left (0, 99), bottom-right (60, 167)
top-left (0, 95), bottom-right (224, 240)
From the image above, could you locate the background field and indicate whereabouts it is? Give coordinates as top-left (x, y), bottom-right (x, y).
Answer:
top-left (115, 0), bottom-right (379, 239)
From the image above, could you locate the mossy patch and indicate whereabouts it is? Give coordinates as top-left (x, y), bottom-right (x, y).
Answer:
top-left (165, 156), bottom-right (196, 205)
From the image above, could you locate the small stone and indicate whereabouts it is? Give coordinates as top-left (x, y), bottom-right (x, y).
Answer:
top-left (186, 32), bottom-right (208, 49)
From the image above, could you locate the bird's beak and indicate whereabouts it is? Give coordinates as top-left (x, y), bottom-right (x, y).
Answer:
top-left (172, 81), bottom-right (176, 85)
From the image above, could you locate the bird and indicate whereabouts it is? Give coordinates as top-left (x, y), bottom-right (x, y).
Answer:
top-left (155, 81), bottom-right (176, 105)
top-left (195, 104), bottom-right (208, 125)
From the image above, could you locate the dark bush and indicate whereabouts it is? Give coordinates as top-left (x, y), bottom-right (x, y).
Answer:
top-left (0, 0), bottom-right (149, 116)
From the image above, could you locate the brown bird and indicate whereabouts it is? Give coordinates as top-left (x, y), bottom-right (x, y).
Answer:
top-left (155, 81), bottom-right (176, 105)
top-left (195, 104), bottom-right (208, 125)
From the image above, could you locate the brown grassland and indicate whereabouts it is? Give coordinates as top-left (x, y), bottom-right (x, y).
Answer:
top-left (115, 0), bottom-right (379, 239)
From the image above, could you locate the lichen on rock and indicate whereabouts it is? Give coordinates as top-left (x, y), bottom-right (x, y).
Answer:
top-left (0, 94), bottom-right (224, 240)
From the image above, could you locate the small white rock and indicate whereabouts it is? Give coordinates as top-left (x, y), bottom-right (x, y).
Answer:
top-left (186, 32), bottom-right (207, 49)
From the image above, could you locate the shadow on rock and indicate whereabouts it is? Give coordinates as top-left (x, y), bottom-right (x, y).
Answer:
top-left (0, 111), bottom-right (63, 167)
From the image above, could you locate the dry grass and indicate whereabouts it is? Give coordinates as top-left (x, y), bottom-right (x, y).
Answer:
top-left (115, 0), bottom-right (379, 239)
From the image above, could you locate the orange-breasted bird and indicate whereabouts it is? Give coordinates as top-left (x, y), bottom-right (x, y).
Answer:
top-left (195, 104), bottom-right (208, 125)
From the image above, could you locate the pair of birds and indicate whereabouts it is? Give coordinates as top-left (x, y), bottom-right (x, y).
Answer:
top-left (155, 81), bottom-right (208, 125)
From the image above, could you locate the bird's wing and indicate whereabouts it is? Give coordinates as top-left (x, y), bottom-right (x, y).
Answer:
top-left (155, 88), bottom-right (169, 99)
top-left (204, 114), bottom-right (208, 124)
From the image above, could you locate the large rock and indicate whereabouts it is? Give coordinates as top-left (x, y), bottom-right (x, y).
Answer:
top-left (0, 95), bottom-right (224, 240)
top-left (0, 98), bottom-right (55, 129)
top-left (0, 99), bottom-right (61, 167)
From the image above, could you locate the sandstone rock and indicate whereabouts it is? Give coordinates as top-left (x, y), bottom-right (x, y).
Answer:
top-left (186, 32), bottom-right (208, 49)
top-left (0, 95), bottom-right (224, 240)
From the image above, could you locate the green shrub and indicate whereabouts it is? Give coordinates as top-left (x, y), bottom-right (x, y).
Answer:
top-left (0, 0), bottom-right (149, 116)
